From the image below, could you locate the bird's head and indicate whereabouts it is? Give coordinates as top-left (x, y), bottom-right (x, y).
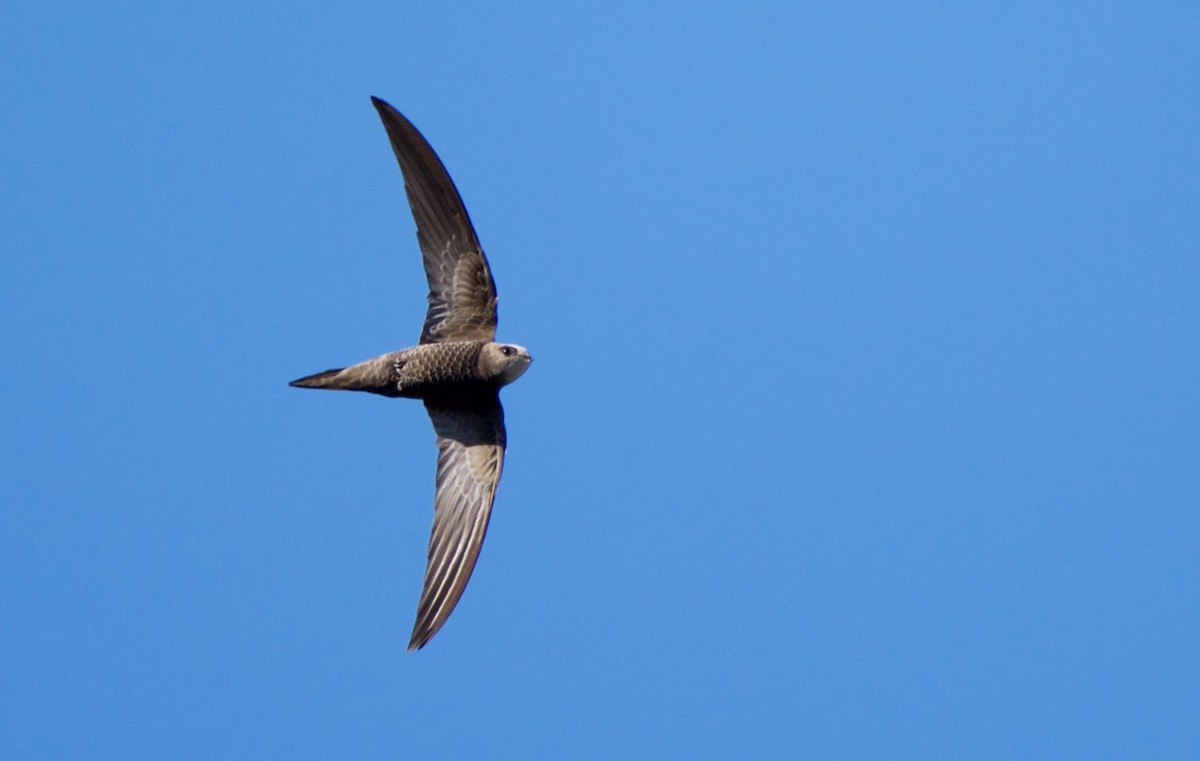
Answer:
top-left (481, 343), bottom-right (533, 386)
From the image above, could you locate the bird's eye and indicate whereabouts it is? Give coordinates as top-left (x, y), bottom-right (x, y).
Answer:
top-left (500, 346), bottom-right (515, 356)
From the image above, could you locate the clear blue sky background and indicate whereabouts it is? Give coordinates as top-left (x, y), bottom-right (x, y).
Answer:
top-left (2, 2), bottom-right (1197, 758)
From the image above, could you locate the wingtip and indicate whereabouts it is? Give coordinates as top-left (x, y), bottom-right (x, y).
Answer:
top-left (370, 95), bottom-right (395, 115)
top-left (407, 627), bottom-right (432, 652)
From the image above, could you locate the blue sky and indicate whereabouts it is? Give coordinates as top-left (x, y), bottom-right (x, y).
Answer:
top-left (2, 2), bottom-right (1197, 758)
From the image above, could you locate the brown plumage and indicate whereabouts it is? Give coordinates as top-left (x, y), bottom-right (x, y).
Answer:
top-left (290, 97), bottom-right (532, 651)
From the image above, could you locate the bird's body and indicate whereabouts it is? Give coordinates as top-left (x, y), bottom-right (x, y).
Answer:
top-left (291, 341), bottom-right (528, 400)
top-left (290, 97), bottom-right (531, 650)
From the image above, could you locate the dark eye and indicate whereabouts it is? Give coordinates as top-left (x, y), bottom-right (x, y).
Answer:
top-left (500, 346), bottom-right (515, 356)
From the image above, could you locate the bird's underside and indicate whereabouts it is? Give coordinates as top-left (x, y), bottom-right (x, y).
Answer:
top-left (289, 97), bottom-right (531, 651)
top-left (289, 341), bottom-right (495, 399)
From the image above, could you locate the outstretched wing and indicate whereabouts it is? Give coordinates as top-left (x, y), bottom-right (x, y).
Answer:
top-left (371, 97), bottom-right (498, 344)
top-left (409, 395), bottom-right (507, 650)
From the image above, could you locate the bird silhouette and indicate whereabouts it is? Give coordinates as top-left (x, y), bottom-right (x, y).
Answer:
top-left (290, 97), bottom-right (532, 650)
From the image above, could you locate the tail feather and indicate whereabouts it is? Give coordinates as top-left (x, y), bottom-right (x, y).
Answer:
top-left (289, 367), bottom-right (350, 390)
top-left (289, 354), bottom-right (399, 396)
